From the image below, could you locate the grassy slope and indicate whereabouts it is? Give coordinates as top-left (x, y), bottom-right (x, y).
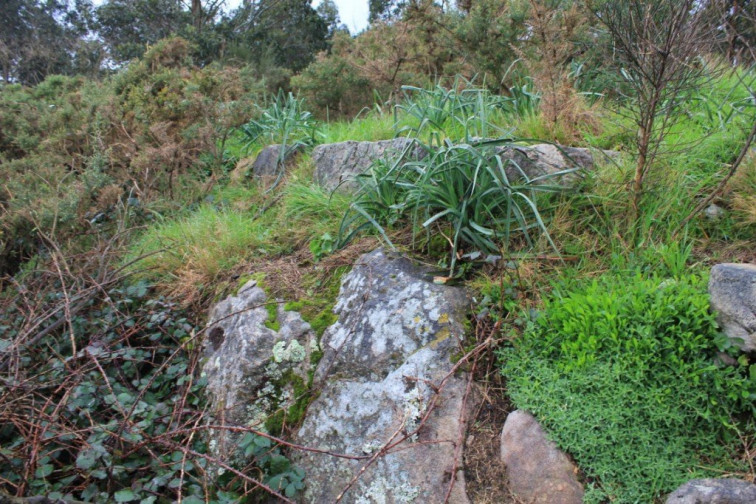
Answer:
top-left (119, 72), bottom-right (756, 502)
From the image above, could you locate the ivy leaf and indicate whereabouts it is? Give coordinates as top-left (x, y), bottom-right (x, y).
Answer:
top-left (114, 489), bottom-right (137, 502)
top-left (35, 464), bottom-right (54, 478)
top-left (76, 450), bottom-right (97, 470)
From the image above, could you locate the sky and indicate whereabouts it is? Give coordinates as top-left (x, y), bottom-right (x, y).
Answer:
top-left (222, 0), bottom-right (370, 34)
top-left (314, 0), bottom-right (369, 34)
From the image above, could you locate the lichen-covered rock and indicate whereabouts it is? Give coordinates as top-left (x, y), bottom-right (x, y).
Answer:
top-left (495, 143), bottom-right (609, 185)
top-left (312, 138), bottom-right (423, 192)
top-left (251, 144), bottom-right (303, 178)
top-left (500, 410), bottom-right (584, 504)
top-left (666, 478), bottom-right (756, 503)
top-left (202, 280), bottom-right (317, 460)
top-left (294, 249), bottom-right (475, 503)
top-left (709, 263), bottom-right (756, 351)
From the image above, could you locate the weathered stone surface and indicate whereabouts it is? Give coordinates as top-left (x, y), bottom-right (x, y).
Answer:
top-left (251, 143), bottom-right (303, 177)
top-left (495, 143), bottom-right (609, 185)
top-left (709, 263), bottom-right (756, 351)
top-left (294, 249), bottom-right (474, 503)
top-left (312, 138), bottom-right (423, 191)
top-left (705, 203), bottom-right (726, 221)
top-left (666, 478), bottom-right (756, 504)
top-left (202, 280), bottom-right (317, 459)
top-left (500, 410), bottom-right (584, 504)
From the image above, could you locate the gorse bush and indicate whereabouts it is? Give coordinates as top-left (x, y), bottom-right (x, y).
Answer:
top-left (500, 273), bottom-right (756, 503)
top-left (0, 39), bottom-right (256, 277)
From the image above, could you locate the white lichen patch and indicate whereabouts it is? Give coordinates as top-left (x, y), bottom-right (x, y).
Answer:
top-left (264, 361), bottom-right (283, 381)
top-left (355, 476), bottom-right (420, 504)
top-left (402, 386), bottom-right (425, 442)
top-left (272, 340), bottom-right (306, 363)
top-left (361, 439), bottom-right (383, 455)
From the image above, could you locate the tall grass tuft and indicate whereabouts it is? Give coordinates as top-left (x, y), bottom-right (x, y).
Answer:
top-left (125, 205), bottom-right (269, 300)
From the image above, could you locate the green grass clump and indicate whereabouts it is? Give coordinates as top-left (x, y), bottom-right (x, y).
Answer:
top-left (126, 204), bottom-right (271, 285)
top-left (320, 110), bottom-right (398, 143)
top-left (500, 273), bottom-right (755, 503)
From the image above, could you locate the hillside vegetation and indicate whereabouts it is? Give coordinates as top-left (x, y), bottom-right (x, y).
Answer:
top-left (1, 1), bottom-right (755, 503)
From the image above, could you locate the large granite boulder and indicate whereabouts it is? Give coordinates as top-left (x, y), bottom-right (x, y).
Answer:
top-left (500, 410), bottom-right (584, 504)
top-left (294, 249), bottom-right (475, 503)
top-left (202, 280), bottom-right (317, 460)
top-left (709, 263), bottom-right (756, 351)
top-left (495, 143), bottom-right (608, 185)
top-left (312, 138), bottom-right (423, 192)
top-left (312, 138), bottom-right (611, 193)
top-left (666, 478), bottom-right (756, 503)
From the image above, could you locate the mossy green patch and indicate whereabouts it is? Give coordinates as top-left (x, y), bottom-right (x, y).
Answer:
top-left (283, 265), bottom-right (349, 337)
top-left (235, 271), bottom-right (267, 295)
top-left (284, 300), bottom-right (337, 338)
top-left (263, 370), bottom-right (317, 435)
top-left (264, 301), bottom-right (280, 331)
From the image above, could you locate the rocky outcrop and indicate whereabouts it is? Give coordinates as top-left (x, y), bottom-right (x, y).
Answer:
top-left (709, 263), bottom-right (756, 351)
top-left (251, 143), bottom-right (303, 178)
top-left (311, 138), bottom-right (612, 192)
top-left (500, 410), bottom-right (584, 504)
top-left (312, 138), bottom-right (423, 191)
top-left (495, 143), bottom-right (609, 185)
top-left (666, 478), bottom-right (756, 503)
top-left (202, 280), bottom-right (317, 460)
top-left (294, 249), bottom-right (475, 503)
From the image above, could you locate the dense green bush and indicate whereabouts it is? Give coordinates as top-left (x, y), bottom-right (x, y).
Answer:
top-left (500, 273), bottom-right (756, 503)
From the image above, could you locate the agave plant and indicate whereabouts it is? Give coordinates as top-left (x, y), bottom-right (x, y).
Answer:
top-left (394, 76), bottom-right (538, 145)
top-left (338, 137), bottom-right (572, 276)
top-left (239, 90), bottom-right (320, 189)
top-left (240, 90), bottom-right (319, 151)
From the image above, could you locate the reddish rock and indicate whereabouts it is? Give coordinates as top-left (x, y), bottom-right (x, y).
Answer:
top-left (500, 410), bottom-right (584, 504)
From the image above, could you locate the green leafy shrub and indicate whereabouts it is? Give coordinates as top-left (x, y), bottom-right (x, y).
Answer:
top-left (500, 273), bottom-right (756, 503)
top-left (1, 268), bottom-right (306, 502)
top-left (238, 433), bottom-right (305, 498)
top-left (291, 32), bottom-right (376, 119)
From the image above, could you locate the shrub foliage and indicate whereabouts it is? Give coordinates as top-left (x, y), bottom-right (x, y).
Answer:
top-left (500, 273), bottom-right (756, 503)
